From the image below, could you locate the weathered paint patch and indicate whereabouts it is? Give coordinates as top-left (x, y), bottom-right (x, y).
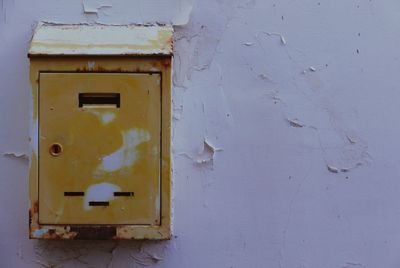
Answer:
top-left (195, 139), bottom-right (221, 164)
top-left (84, 182), bottom-right (121, 210)
top-left (87, 110), bottom-right (116, 125)
top-left (33, 228), bottom-right (49, 237)
top-left (29, 23), bottom-right (173, 56)
top-left (96, 128), bottom-right (151, 173)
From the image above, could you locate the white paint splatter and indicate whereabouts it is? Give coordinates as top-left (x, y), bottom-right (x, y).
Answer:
top-left (87, 110), bottom-right (116, 125)
top-left (96, 128), bottom-right (151, 173)
top-left (84, 182), bottom-right (121, 210)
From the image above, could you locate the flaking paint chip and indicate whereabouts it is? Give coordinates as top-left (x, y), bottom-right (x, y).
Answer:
top-left (327, 165), bottom-right (339, 173)
top-left (195, 139), bottom-right (222, 164)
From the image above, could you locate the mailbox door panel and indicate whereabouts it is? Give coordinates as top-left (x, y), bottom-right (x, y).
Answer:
top-left (38, 73), bottom-right (161, 225)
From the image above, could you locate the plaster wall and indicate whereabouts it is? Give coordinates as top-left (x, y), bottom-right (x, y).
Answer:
top-left (1, 0), bottom-right (400, 267)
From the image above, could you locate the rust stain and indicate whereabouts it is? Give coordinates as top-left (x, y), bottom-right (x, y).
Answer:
top-left (32, 200), bottom-right (38, 213)
top-left (39, 228), bottom-right (78, 239)
top-left (160, 58), bottom-right (171, 69)
top-left (31, 41), bottom-right (165, 52)
top-left (76, 66), bottom-right (129, 73)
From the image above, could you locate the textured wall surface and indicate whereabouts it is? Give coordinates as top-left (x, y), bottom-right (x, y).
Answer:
top-left (1, 0), bottom-right (400, 267)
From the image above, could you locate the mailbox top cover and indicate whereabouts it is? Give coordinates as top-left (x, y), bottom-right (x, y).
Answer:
top-left (28, 22), bottom-right (173, 56)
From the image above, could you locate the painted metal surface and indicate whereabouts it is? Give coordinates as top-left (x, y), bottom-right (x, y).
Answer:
top-left (28, 23), bottom-right (173, 56)
top-left (39, 73), bottom-right (161, 225)
top-left (29, 57), bottom-right (172, 239)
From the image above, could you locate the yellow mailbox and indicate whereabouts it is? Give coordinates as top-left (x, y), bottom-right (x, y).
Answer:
top-left (28, 23), bottom-right (172, 239)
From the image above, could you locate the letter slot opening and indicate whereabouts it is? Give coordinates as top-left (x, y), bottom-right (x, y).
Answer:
top-left (64, 192), bottom-right (84, 196)
top-left (89, 201), bottom-right (109, 206)
top-left (79, 93), bottom-right (120, 108)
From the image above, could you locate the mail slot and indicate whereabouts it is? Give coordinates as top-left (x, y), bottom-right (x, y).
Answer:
top-left (79, 93), bottom-right (121, 108)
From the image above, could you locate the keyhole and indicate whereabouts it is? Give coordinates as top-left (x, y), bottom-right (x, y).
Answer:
top-left (49, 143), bottom-right (63, 156)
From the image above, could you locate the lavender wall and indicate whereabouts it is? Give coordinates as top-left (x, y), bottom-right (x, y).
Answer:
top-left (1, 0), bottom-right (399, 267)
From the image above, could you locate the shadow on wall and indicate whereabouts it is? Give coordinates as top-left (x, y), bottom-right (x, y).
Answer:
top-left (33, 239), bottom-right (172, 267)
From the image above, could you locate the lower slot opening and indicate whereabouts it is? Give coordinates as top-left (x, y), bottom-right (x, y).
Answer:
top-left (64, 192), bottom-right (84, 196)
top-left (89, 201), bottom-right (109, 206)
top-left (114, 192), bottom-right (134, 197)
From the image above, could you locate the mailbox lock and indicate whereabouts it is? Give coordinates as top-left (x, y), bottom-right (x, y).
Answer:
top-left (49, 143), bottom-right (63, 156)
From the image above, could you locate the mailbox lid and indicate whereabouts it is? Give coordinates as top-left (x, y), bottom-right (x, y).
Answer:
top-left (28, 23), bottom-right (173, 56)
top-left (38, 72), bottom-right (161, 225)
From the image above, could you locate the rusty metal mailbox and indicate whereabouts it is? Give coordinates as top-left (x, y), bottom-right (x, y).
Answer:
top-left (28, 23), bottom-right (172, 239)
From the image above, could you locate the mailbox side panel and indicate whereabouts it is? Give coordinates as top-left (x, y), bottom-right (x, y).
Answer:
top-left (28, 60), bottom-right (40, 239)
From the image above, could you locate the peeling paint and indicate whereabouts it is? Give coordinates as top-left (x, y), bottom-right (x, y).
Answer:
top-left (172, 0), bottom-right (195, 25)
top-left (346, 134), bottom-right (357, 144)
top-left (258, 31), bottom-right (287, 45)
top-left (327, 165), bottom-right (339, 173)
top-left (82, 3), bottom-right (100, 14)
top-left (82, 0), bottom-right (112, 14)
top-left (287, 118), bottom-right (304, 128)
top-left (2, 151), bottom-right (29, 160)
top-left (4, 0), bottom-right (397, 265)
top-left (130, 248), bottom-right (165, 266)
top-left (195, 139), bottom-right (221, 164)
top-left (80, 0), bottom-right (194, 25)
